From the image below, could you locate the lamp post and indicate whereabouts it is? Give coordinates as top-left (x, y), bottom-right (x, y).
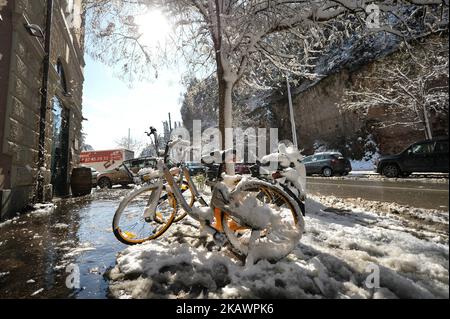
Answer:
top-left (286, 74), bottom-right (298, 149)
top-left (422, 104), bottom-right (433, 140)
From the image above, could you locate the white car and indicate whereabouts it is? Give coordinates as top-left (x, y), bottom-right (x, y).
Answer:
top-left (90, 168), bottom-right (99, 187)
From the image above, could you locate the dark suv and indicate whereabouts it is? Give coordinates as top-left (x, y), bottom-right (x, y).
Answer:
top-left (376, 137), bottom-right (449, 178)
top-left (185, 162), bottom-right (206, 176)
top-left (302, 152), bottom-right (352, 177)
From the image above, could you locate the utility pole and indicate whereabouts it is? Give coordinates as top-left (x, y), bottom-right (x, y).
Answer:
top-left (127, 128), bottom-right (131, 150)
top-left (286, 74), bottom-right (298, 149)
top-left (422, 104), bottom-right (433, 140)
top-left (168, 113), bottom-right (172, 132)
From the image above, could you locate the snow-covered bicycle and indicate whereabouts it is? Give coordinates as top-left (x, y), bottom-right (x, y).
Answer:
top-left (112, 129), bottom-right (305, 262)
top-left (249, 143), bottom-right (308, 217)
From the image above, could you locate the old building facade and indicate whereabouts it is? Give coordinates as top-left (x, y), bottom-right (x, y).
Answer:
top-left (0, 0), bottom-right (85, 220)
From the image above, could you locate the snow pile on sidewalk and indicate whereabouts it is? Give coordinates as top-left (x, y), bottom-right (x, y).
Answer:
top-left (350, 159), bottom-right (376, 171)
top-left (328, 173), bottom-right (449, 184)
top-left (29, 203), bottom-right (55, 217)
top-left (107, 196), bottom-right (448, 299)
top-left (351, 136), bottom-right (380, 171)
top-left (0, 204), bottom-right (55, 229)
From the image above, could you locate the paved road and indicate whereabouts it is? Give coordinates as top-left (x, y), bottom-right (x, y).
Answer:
top-left (307, 177), bottom-right (449, 210)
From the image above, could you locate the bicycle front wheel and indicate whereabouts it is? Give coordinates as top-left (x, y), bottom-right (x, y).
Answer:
top-left (173, 181), bottom-right (195, 223)
top-left (113, 185), bottom-right (177, 245)
top-left (222, 181), bottom-right (304, 262)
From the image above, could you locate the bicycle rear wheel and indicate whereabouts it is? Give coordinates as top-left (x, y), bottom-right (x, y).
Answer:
top-left (222, 181), bottom-right (304, 262)
top-left (113, 185), bottom-right (177, 245)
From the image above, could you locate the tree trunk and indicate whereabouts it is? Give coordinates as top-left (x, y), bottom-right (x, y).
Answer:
top-left (217, 68), bottom-right (235, 174)
top-left (223, 81), bottom-right (235, 174)
top-left (213, 0), bottom-right (234, 174)
top-left (214, 0), bottom-right (226, 149)
top-left (217, 67), bottom-right (226, 148)
top-left (223, 82), bottom-right (233, 134)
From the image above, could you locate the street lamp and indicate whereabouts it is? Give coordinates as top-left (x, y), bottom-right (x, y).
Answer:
top-left (24, 24), bottom-right (44, 38)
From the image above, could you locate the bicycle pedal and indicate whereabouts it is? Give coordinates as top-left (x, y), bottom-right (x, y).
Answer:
top-left (213, 232), bottom-right (227, 247)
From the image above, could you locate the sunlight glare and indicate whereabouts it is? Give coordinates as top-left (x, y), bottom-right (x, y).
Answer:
top-left (135, 10), bottom-right (171, 46)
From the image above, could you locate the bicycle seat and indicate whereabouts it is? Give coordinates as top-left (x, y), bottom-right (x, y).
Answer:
top-left (138, 167), bottom-right (162, 181)
top-left (201, 149), bottom-right (237, 164)
top-left (169, 167), bottom-right (181, 176)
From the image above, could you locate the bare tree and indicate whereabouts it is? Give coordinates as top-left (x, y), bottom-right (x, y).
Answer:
top-left (181, 77), bottom-right (219, 132)
top-left (341, 35), bottom-right (449, 139)
top-left (115, 135), bottom-right (144, 154)
top-left (139, 142), bottom-right (157, 157)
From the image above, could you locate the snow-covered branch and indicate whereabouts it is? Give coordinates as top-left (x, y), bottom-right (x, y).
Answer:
top-left (85, 0), bottom-right (448, 144)
top-left (341, 35), bottom-right (448, 137)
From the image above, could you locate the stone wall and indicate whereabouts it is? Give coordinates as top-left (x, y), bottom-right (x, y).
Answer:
top-left (0, 0), bottom-right (85, 220)
top-left (269, 35), bottom-right (448, 157)
top-left (270, 71), bottom-right (364, 155)
top-left (0, 0), bottom-right (14, 193)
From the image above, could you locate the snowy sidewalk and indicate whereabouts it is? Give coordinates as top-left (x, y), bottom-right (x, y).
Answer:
top-left (322, 171), bottom-right (449, 184)
top-left (107, 195), bottom-right (448, 299)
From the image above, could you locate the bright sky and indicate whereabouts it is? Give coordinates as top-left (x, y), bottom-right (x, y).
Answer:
top-left (82, 10), bottom-right (184, 152)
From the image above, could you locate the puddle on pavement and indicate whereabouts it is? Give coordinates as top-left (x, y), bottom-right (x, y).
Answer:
top-left (0, 189), bottom-right (130, 299)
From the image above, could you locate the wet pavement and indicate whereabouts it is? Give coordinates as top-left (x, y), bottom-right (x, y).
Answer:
top-left (0, 175), bottom-right (448, 299)
top-left (0, 188), bottom-right (130, 299)
top-left (307, 176), bottom-right (449, 210)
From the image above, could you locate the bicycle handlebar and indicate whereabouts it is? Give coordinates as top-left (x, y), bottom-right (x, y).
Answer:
top-left (145, 127), bottom-right (192, 165)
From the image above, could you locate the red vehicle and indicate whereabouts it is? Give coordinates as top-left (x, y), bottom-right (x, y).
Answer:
top-left (80, 149), bottom-right (134, 173)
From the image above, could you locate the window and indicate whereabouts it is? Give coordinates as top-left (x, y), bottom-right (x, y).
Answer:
top-left (435, 141), bottom-right (449, 153)
top-left (130, 160), bottom-right (143, 169)
top-left (129, 159), bottom-right (157, 170)
top-left (410, 143), bottom-right (434, 155)
top-left (56, 60), bottom-right (68, 94)
top-left (329, 153), bottom-right (343, 159)
top-left (144, 159), bottom-right (157, 168)
top-left (314, 155), bottom-right (325, 161)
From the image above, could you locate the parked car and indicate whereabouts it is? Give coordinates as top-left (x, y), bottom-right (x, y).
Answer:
top-left (302, 152), bottom-right (352, 177)
top-left (185, 162), bottom-right (206, 176)
top-left (97, 157), bottom-right (158, 188)
top-left (90, 167), bottom-right (99, 187)
top-left (376, 137), bottom-right (449, 178)
top-left (80, 166), bottom-right (99, 187)
top-left (204, 163), bottom-right (221, 180)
